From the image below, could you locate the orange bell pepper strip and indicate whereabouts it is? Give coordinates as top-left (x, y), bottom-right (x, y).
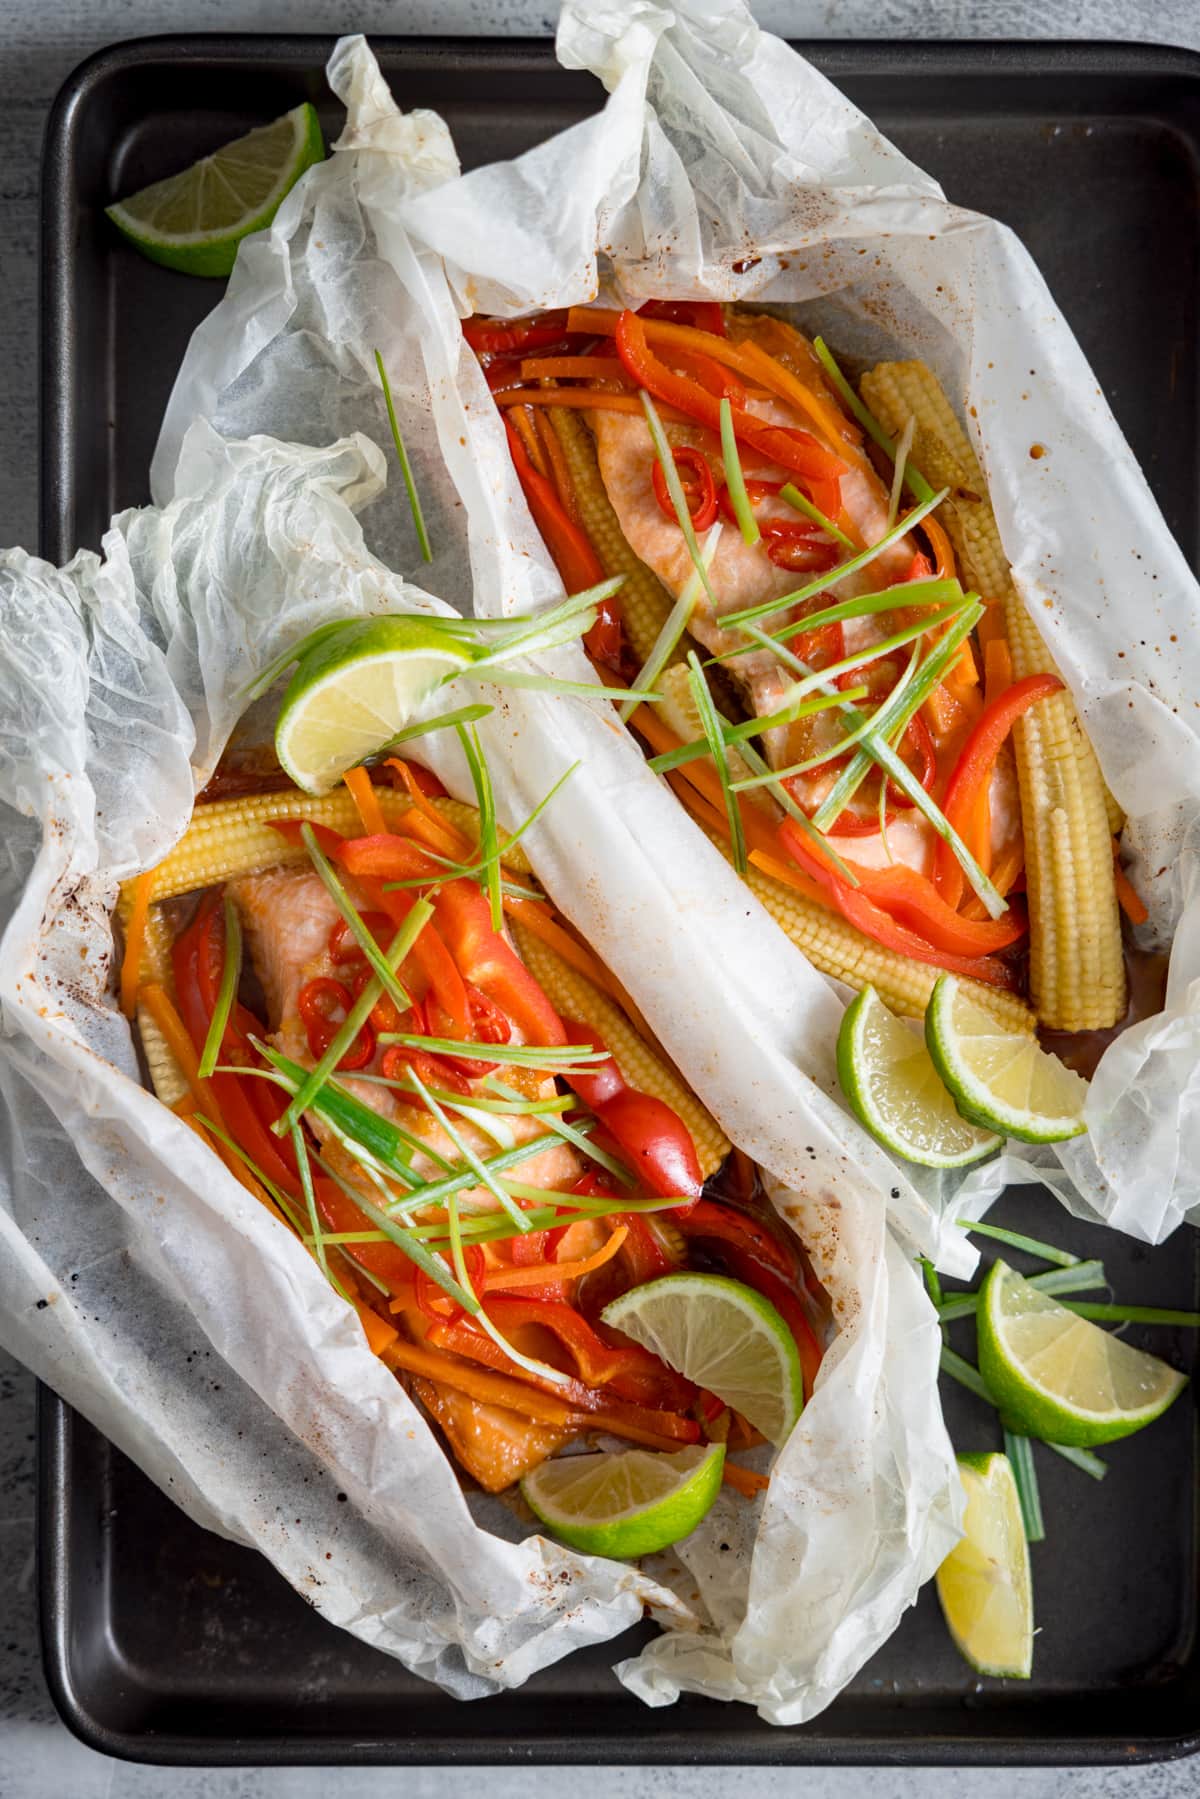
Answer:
top-left (776, 819), bottom-right (1019, 989)
top-left (613, 308), bottom-right (846, 490)
top-left (120, 869), bottom-right (154, 1018)
top-left (482, 1227), bottom-right (628, 1292)
top-left (932, 673), bottom-right (1063, 909)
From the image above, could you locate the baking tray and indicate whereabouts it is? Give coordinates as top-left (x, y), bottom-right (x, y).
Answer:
top-left (37, 34), bottom-right (1200, 1766)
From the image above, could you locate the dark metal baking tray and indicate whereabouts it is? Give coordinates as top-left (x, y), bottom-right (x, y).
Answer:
top-left (37, 33), bottom-right (1200, 1766)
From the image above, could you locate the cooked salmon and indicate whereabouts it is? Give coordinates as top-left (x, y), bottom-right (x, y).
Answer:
top-left (227, 862), bottom-right (584, 1489)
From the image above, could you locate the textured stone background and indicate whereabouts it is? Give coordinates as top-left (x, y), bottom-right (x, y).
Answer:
top-left (3, 2), bottom-right (1199, 1793)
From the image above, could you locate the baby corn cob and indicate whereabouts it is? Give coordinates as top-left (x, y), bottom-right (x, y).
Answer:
top-left (117, 787), bottom-right (531, 917)
top-left (651, 667), bottom-right (1033, 1032)
top-left (861, 359), bottom-right (1125, 1030)
top-left (509, 917), bottom-right (730, 1179)
top-left (548, 408), bottom-right (679, 666)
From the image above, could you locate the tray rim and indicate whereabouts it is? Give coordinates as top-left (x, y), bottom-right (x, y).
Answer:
top-left (36, 26), bottom-right (1200, 1769)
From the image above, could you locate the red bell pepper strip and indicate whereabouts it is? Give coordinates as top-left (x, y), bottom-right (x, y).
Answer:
top-left (777, 819), bottom-right (1020, 988)
top-left (463, 311), bottom-right (571, 355)
top-left (172, 897), bottom-right (302, 1197)
top-left (434, 878), bottom-right (567, 1048)
top-left (674, 1199), bottom-right (796, 1283)
top-left (480, 1294), bottom-right (690, 1405)
top-left (638, 298), bottom-right (727, 337)
top-left (561, 1021), bottom-right (703, 1203)
top-left (842, 863), bottom-right (1027, 957)
top-left (933, 672), bottom-right (1064, 909)
top-left (651, 445), bottom-right (719, 531)
top-left (614, 308), bottom-right (845, 491)
top-left (504, 416), bottom-right (606, 597)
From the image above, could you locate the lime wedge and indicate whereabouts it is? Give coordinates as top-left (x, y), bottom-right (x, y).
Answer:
top-left (106, 103), bottom-right (325, 277)
top-left (925, 974), bottom-right (1088, 1144)
top-left (601, 1273), bottom-right (803, 1446)
top-left (978, 1260), bottom-right (1187, 1448)
top-left (521, 1442), bottom-right (725, 1559)
top-left (275, 617), bottom-right (474, 796)
top-left (836, 985), bottom-right (999, 1168)
top-left (936, 1452), bottom-right (1033, 1679)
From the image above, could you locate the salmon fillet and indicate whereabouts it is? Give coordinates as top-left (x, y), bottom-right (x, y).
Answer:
top-left (227, 861), bottom-right (582, 1489)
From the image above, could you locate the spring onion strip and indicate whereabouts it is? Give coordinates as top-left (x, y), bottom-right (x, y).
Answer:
top-left (731, 730), bottom-right (860, 885)
top-left (720, 398), bottom-right (759, 547)
top-left (273, 901), bottom-right (435, 1135)
top-left (500, 1179), bottom-right (691, 1208)
top-left (333, 1170), bottom-right (478, 1312)
top-left (196, 1112), bottom-right (361, 1304)
top-left (385, 1133), bottom-right (580, 1217)
top-left (1061, 1302), bottom-right (1200, 1327)
top-left (870, 733), bottom-right (1007, 917)
top-left (966, 1220), bottom-right (1081, 1267)
top-left (198, 897), bottom-right (243, 1079)
top-left (887, 415), bottom-right (915, 530)
top-left (770, 602), bottom-right (968, 710)
top-left (317, 1190), bottom-right (688, 1255)
top-left (686, 651), bottom-right (746, 874)
top-left (1004, 1428), bottom-right (1046, 1543)
top-left (380, 702), bottom-right (494, 751)
top-left (709, 579), bottom-right (964, 672)
top-left (939, 1346), bottom-right (1108, 1479)
top-left (301, 824), bottom-right (413, 1016)
top-left (251, 1049), bottom-right (430, 1187)
top-left (291, 1125), bottom-right (329, 1280)
top-left (1049, 1444), bottom-right (1108, 1480)
top-left (455, 722), bottom-right (503, 932)
top-left (240, 621), bottom-right (346, 703)
top-left (936, 1261), bottom-right (1107, 1324)
top-left (463, 580), bottom-right (625, 674)
top-left (730, 643), bottom-right (920, 791)
top-left (778, 481), bottom-right (855, 550)
top-left (402, 1065), bottom-right (531, 1230)
top-left (645, 686), bottom-right (857, 776)
top-left (352, 1075), bottom-right (572, 1118)
top-left (722, 486), bottom-right (949, 630)
top-left (375, 348), bottom-right (432, 562)
top-left (488, 1077), bottom-right (635, 1188)
top-left (920, 1256), bottom-right (945, 1311)
top-left (641, 390), bottom-right (720, 614)
top-left (811, 337), bottom-right (935, 504)
top-left (621, 522), bottom-right (723, 723)
top-left (377, 1031), bottom-right (607, 1070)
top-left (479, 670), bottom-right (663, 702)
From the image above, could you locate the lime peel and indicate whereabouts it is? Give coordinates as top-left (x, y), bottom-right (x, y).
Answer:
top-left (107, 103), bottom-right (325, 278)
top-left (521, 1442), bottom-right (725, 1559)
top-left (936, 1451), bottom-right (1033, 1679)
top-left (601, 1272), bottom-right (804, 1446)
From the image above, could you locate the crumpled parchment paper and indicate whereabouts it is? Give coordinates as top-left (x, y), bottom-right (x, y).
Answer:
top-left (0, 414), bottom-right (958, 1720)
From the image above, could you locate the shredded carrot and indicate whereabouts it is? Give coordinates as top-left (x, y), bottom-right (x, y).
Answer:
top-left (1113, 843), bottom-right (1149, 926)
top-left (495, 389), bottom-right (690, 423)
top-left (722, 1462), bottom-right (770, 1499)
top-left (532, 406), bottom-right (581, 524)
top-left (358, 1302), bottom-right (401, 1356)
top-left (961, 837), bottom-right (1025, 920)
top-left (916, 513), bottom-right (957, 583)
top-left (120, 870), bottom-right (155, 1018)
top-left (381, 1336), bottom-right (694, 1451)
top-left (385, 762), bottom-right (474, 858)
top-left (504, 895), bottom-right (621, 999)
top-left (976, 598), bottom-right (1008, 649)
top-left (507, 402), bottom-right (546, 476)
top-left (629, 704), bottom-right (779, 861)
top-left (520, 356), bottom-right (630, 385)
top-left (984, 638), bottom-right (1013, 710)
top-left (747, 846), bottom-right (830, 909)
top-left (139, 982), bottom-right (226, 1125)
top-left (483, 1225), bottom-right (628, 1292)
top-left (343, 764), bottom-right (387, 837)
top-left (735, 337), bottom-right (858, 461)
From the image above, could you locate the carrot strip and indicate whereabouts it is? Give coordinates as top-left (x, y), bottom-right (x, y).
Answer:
top-left (917, 513), bottom-right (957, 583)
top-left (120, 871), bottom-right (155, 1018)
top-left (520, 356), bottom-right (630, 384)
top-left (722, 1462), bottom-right (770, 1499)
top-left (495, 389), bottom-right (690, 423)
top-left (384, 761), bottom-right (475, 858)
top-left (1113, 845), bottom-right (1149, 926)
top-left (976, 599), bottom-right (1008, 649)
top-left (483, 1225), bottom-right (628, 1292)
top-left (343, 765), bottom-right (387, 837)
top-left (507, 403), bottom-right (546, 476)
top-left (984, 638), bottom-right (1013, 710)
top-left (532, 406), bottom-right (581, 524)
top-left (735, 337), bottom-right (859, 461)
top-left (629, 704), bottom-right (780, 861)
top-left (961, 838), bottom-right (1025, 920)
top-left (139, 982), bottom-right (227, 1126)
top-left (747, 847), bottom-right (832, 909)
top-left (358, 1303), bottom-right (401, 1356)
top-left (382, 1336), bottom-right (696, 1451)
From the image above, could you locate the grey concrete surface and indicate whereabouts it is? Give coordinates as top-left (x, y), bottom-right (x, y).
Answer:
top-left (3, 1), bottom-right (1200, 1793)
